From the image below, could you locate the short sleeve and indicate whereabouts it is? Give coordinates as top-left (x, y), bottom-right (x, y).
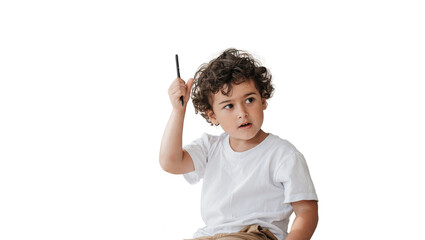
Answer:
top-left (274, 150), bottom-right (318, 203)
top-left (183, 133), bottom-right (211, 184)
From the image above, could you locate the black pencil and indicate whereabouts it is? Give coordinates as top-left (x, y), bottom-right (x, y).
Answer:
top-left (175, 54), bottom-right (184, 106)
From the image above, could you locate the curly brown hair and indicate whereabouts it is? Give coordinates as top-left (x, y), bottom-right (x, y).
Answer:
top-left (191, 48), bottom-right (274, 124)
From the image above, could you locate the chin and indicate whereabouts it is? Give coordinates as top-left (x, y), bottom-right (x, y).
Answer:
top-left (236, 129), bottom-right (262, 140)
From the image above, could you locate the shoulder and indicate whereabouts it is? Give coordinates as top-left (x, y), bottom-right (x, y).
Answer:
top-left (266, 133), bottom-right (301, 155)
top-left (184, 132), bottom-right (227, 165)
top-left (198, 132), bottom-right (227, 144)
top-left (187, 132), bottom-right (226, 149)
top-left (264, 134), bottom-right (307, 173)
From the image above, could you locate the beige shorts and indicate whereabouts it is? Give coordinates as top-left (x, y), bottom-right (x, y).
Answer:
top-left (186, 225), bottom-right (278, 240)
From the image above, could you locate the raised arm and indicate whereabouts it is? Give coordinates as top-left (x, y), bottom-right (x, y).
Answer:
top-left (159, 77), bottom-right (195, 174)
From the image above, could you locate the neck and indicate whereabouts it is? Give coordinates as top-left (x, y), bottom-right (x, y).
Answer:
top-left (229, 130), bottom-right (268, 152)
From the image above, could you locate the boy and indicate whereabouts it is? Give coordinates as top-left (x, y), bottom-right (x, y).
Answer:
top-left (160, 49), bottom-right (318, 240)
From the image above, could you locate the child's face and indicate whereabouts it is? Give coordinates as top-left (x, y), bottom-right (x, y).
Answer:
top-left (207, 79), bottom-right (267, 144)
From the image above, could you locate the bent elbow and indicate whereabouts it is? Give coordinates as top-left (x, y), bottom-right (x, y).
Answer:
top-left (159, 156), bottom-right (179, 174)
top-left (159, 156), bottom-right (170, 172)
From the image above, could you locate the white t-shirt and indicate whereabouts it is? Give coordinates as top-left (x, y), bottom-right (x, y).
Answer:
top-left (183, 132), bottom-right (318, 240)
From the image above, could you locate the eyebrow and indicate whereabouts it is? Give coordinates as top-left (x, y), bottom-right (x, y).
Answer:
top-left (218, 92), bottom-right (257, 105)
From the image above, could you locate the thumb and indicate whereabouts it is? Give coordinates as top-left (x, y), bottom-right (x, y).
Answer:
top-left (185, 78), bottom-right (194, 101)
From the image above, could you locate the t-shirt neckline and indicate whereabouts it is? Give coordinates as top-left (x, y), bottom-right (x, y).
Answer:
top-left (224, 132), bottom-right (273, 158)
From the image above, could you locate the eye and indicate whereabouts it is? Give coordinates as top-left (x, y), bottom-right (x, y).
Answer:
top-left (245, 97), bottom-right (254, 104)
top-left (224, 104), bottom-right (233, 109)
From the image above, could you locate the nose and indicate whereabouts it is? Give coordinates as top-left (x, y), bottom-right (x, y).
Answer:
top-left (237, 105), bottom-right (248, 119)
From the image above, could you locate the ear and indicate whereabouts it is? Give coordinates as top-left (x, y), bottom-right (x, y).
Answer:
top-left (206, 110), bottom-right (219, 125)
top-left (262, 98), bottom-right (268, 110)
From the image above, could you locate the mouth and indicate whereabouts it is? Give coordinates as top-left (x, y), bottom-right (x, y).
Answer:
top-left (239, 122), bottom-right (252, 129)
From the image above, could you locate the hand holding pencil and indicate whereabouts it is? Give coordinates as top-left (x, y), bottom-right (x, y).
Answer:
top-left (168, 54), bottom-right (193, 109)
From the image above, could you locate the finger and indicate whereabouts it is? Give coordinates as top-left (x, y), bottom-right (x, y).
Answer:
top-left (175, 77), bottom-right (185, 86)
top-left (168, 84), bottom-right (184, 97)
top-left (186, 78), bottom-right (194, 92)
top-left (170, 78), bottom-right (186, 91)
top-left (185, 78), bottom-right (194, 102)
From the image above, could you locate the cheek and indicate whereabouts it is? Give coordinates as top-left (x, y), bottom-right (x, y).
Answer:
top-left (216, 112), bottom-right (230, 123)
top-left (254, 108), bottom-right (265, 122)
top-left (218, 113), bottom-right (237, 128)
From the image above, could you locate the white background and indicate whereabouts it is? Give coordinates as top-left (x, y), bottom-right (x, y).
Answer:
top-left (1, 0), bottom-right (424, 239)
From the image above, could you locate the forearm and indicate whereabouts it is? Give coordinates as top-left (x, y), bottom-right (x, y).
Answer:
top-left (160, 77), bottom-right (194, 173)
top-left (286, 201), bottom-right (318, 240)
top-left (159, 109), bottom-right (186, 170)
top-left (286, 216), bottom-right (317, 240)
